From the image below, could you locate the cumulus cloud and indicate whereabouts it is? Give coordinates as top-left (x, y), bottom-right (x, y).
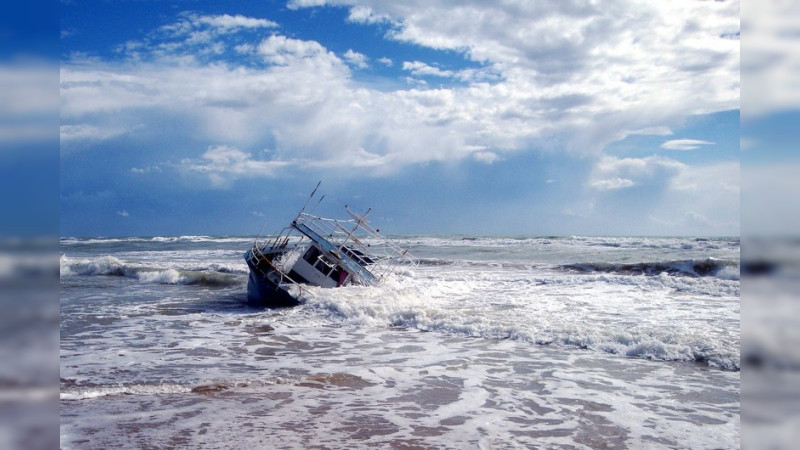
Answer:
top-left (118, 12), bottom-right (278, 63)
top-left (60, 124), bottom-right (134, 146)
top-left (591, 177), bottom-right (635, 191)
top-left (61, 1), bottom-right (739, 178)
top-left (581, 156), bottom-right (738, 234)
top-left (159, 12), bottom-right (278, 37)
top-left (401, 60), bottom-right (500, 83)
top-left (180, 145), bottom-right (289, 187)
top-left (588, 155), bottom-right (685, 191)
top-left (473, 150), bottom-right (500, 164)
top-left (660, 139), bottom-right (714, 151)
top-left (403, 61), bottom-right (454, 78)
top-left (655, 161), bottom-right (739, 233)
top-left (257, 35), bottom-right (337, 66)
top-left (130, 165), bottom-right (162, 174)
top-left (328, 1), bottom-right (738, 89)
top-left (343, 49), bottom-right (369, 68)
top-left (193, 14), bottom-right (278, 31)
top-left (287, 0), bottom-right (329, 10)
top-left (347, 5), bottom-right (394, 25)
top-left (670, 160), bottom-right (739, 195)
top-left (631, 126), bottom-right (674, 136)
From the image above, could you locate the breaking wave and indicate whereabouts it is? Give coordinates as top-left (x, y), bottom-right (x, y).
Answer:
top-left (59, 382), bottom-right (191, 400)
top-left (60, 236), bottom-right (253, 245)
top-left (417, 257), bottom-right (740, 281)
top-left (299, 265), bottom-right (740, 371)
top-left (306, 291), bottom-right (740, 371)
top-left (559, 258), bottom-right (739, 280)
top-left (60, 255), bottom-right (245, 287)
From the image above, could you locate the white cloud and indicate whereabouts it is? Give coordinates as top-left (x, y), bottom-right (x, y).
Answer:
top-left (590, 177), bottom-right (635, 191)
top-left (403, 61), bottom-right (454, 78)
top-left (630, 126), bottom-right (673, 136)
top-left (117, 210), bottom-right (129, 217)
top-left (669, 160), bottom-right (739, 195)
top-left (401, 60), bottom-right (500, 83)
top-left (588, 155), bottom-right (684, 191)
top-left (234, 43), bottom-right (256, 54)
top-left (116, 13), bottom-right (277, 63)
top-left (303, 1), bottom-right (738, 113)
top-left (577, 157), bottom-right (739, 234)
top-left (287, 0), bottom-right (329, 10)
top-left (60, 124), bottom-right (129, 144)
top-left (404, 76), bottom-right (426, 87)
top-left (377, 57), bottom-right (393, 67)
top-left (653, 160), bottom-right (740, 234)
top-left (257, 35), bottom-right (337, 66)
top-left (343, 49), bottom-right (369, 68)
top-left (180, 145), bottom-right (290, 187)
top-left (347, 5), bottom-right (394, 25)
top-left (660, 139), bottom-right (714, 151)
top-left (473, 151), bottom-right (499, 164)
top-left (159, 13), bottom-right (277, 37)
top-left (62, 1), bottom-right (739, 178)
top-left (130, 165), bottom-right (162, 174)
top-left (194, 14), bottom-right (278, 31)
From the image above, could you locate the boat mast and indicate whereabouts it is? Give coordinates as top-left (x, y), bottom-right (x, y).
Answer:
top-left (340, 205), bottom-right (371, 251)
top-left (298, 181), bottom-right (322, 217)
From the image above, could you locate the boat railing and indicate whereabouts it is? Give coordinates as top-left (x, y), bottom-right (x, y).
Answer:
top-left (254, 225), bottom-right (294, 252)
top-left (294, 211), bottom-right (416, 284)
top-left (248, 239), bottom-right (304, 297)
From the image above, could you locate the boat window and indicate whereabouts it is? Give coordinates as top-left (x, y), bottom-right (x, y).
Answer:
top-left (314, 258), bottom-right (327, 271)
top-left (330, 266), bottom-right (345, 282)
top-left (304, 246), bottom-right (322, 264)
top-left (304, 246), bottom-right (342, 279)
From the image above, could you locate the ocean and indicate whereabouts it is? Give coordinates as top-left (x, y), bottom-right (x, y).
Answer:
top-left (59, 235), bottom-right (740, 448)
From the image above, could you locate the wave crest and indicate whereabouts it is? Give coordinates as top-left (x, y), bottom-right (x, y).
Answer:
top-left (559, 258), bottom-right (739, 279)
top-left (60, 255), bottom-right (244, 287)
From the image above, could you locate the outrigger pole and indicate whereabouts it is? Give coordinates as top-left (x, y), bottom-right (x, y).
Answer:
top-left (299, 181), bottom-right (322, 216)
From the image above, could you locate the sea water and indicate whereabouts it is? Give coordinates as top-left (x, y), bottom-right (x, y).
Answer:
top-left (60, 235), bottom-right (740, 448)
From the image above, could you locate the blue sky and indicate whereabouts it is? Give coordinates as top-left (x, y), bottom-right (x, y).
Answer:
top-left (59, 0), bottom-right (740, 237)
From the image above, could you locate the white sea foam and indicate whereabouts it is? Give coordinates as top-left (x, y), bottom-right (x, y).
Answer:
top-left (60, 254), bottom-right (244, 287)
top-left (136, 268), bottom-right (184, 284)
top-left (298, 262), bottom-right (740, 369)
top-left (60, 325), bottom-right (739, 449)
top-left (60, 254), bottom-right (131, 277)
top-left (60, 235), bottom-right (254, 245)
top-left (60, 383), bottom-right (192, 400)
top-left (60, 235), bottom-right (740, 447)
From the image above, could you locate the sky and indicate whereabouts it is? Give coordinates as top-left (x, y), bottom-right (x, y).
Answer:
top-left (59, 0), bottom-right (741, 237)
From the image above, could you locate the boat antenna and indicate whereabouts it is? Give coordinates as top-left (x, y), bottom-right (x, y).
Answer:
top-left (254, 218), bottom-right (269, 246)
top-left (299, 181), bottom-right (322, 215)
top-left (309, 194), bottom-right (325, 215)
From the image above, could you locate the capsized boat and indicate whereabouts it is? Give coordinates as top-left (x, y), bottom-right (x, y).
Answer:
top-left (244, 187), bottom-right (416, 307)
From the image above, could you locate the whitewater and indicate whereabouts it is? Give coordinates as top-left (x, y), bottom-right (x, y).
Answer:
top-left (60, 235), bottom-right (739, 448)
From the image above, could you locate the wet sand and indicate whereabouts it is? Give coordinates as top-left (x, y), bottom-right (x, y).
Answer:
top-left (61, 327), bottom-right (739, 448)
